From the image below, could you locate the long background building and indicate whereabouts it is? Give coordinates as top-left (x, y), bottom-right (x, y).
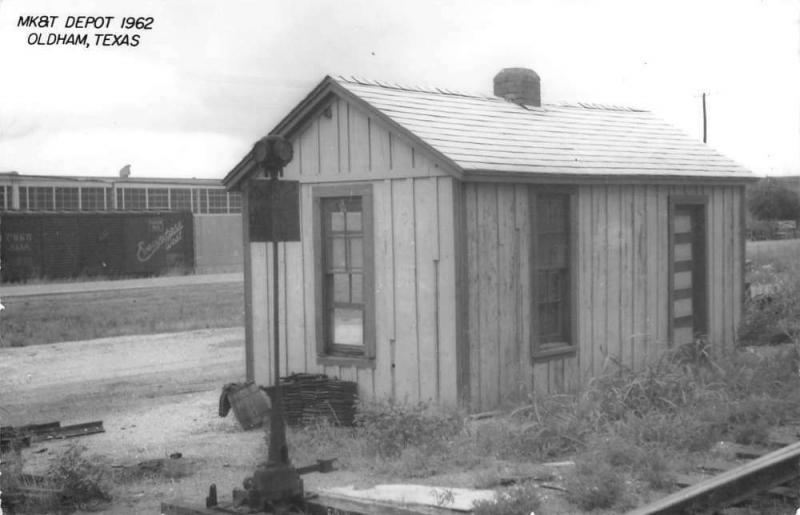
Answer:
top-left (0, 172), bottom-right (243, 281)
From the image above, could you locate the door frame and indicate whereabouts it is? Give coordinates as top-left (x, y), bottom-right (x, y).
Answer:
top-left (667, 195), bottom-right (709, 347)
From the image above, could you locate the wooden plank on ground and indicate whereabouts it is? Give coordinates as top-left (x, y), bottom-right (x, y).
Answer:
top-left (626, 441), bottom-right (800, 514)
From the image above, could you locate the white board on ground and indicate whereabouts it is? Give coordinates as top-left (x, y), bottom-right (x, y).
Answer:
top-left (318, 484), bottom-right (496, 512)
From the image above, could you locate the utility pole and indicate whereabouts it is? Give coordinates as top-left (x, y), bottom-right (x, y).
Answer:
top-left (702, 92), bottom-right (707, 143)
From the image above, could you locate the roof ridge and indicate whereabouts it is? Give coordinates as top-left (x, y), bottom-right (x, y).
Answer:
top-left (335, 75), bottom-right (649, 112)
top-left (335, 75), bottom-right (499, 101)
top-left (549, 101), bottom-right (647, 113)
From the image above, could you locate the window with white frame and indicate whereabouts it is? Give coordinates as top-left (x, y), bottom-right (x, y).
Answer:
top-left (207, 189), bottom-right (228, 213)
top-left (313, 184), bottom-right (375, 363)
top-left (55, 187), bottom-right (79, 210)
top-left (123, 188), bottom-right (146, 210)
top-left (229, 192), bottom-right (242, 213)
top-left (147, 188), bottom-right (169, 210)
top-left (170, 188), bottom-right (192, 211)
top-left (81, 187), bottom-right (107, 210)
top-left (29, 187), bottom-right (54, 211)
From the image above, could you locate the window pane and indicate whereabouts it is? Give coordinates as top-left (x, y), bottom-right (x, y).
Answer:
top-left (538, 303), bottom-right (559, 336)
top-left (331, 212), bottom-right (345, 231)
top-left (30, 187), bottom-right (53, 210)
top-left (329, 237), bottom-right (346, 269)
top-left (123, 188), bottom-right (146, 210)
top-left (346, 211), bottom-right (362, 231)
top-left (229, 192), bottom-right (242, 213)
top-left (55, 187), bottom-right (79, 210)
top-left (147, 188), bottom-right (169, 210)
top-left (548, 270), bottom-right (564, 302)
top-left (207, 189), bottom-right (227, 213)
top-left (193, 188), bottom-right (208, 213)
top-left (332, 308), bottom-right (363, 346)
top-left (170, 189), bottom-right (192, 211)
top-left (349, 238), bottom-right (363, 269)
top-left (331, 273), bottom-right (349, 303)
top-left (351, 273), bottom-right (363, 303)
top-left (81, 187), bottom-right (107, 211)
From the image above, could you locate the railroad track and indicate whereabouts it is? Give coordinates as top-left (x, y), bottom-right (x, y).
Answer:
top-left (628, 435), bottom-right (800, 514)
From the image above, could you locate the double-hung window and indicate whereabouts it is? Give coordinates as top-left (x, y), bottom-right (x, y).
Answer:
top-left (531, 189), bottom-right (576, 359)
top-left (314, 184), bottom-right (375, 364)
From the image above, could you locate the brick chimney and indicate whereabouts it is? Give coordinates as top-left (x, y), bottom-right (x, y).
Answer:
top-left (494, 68), bottom-right (540, 107)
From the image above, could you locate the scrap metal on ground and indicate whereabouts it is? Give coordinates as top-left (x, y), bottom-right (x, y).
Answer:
top-left (1, 420), bottom-right (104, 452)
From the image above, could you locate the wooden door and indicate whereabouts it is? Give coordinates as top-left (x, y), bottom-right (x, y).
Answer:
top-left (670, 202), bottom-right (707, 347)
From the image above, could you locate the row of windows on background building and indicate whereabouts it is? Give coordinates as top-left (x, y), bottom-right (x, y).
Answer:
top-left (0, 186), bottom-right (241, 214)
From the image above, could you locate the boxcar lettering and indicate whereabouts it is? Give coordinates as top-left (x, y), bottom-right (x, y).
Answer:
top-left (136, 221), bottom-right (184, 262)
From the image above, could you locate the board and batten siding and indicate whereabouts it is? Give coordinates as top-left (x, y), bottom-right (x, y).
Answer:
top-left (244, 95), bottom-right (462, 405)
top-left (462, 182), bottom-right (743, 411)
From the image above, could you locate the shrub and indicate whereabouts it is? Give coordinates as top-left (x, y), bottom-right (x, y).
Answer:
top-left (565, 453), bottom-right (630, 511)
top-left (48, 444), bottom-right (112, 510)
top-left (747, 178), bottom-right (800, 221)
top-left (739, 262), bottom-right (800, 346)
top-left (286, 417), bottom-right (362, 470)
top-left (584, 352), bottom-right (710, 424)
top-left (635, 447), bottom-right (673, 491)
top-left (473, 395), bottom-right (592, 462)
top-left (354, 401), bottom-right (463, 459)
top-left (472, 483), bottom-right (542, 515)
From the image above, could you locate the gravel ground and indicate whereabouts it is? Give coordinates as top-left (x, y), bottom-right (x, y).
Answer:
top-left (0, 327), bottom-right (371, 514)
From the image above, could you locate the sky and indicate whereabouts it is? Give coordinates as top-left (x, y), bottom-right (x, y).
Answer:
top-left (0, 0), bottom-right (798, 180)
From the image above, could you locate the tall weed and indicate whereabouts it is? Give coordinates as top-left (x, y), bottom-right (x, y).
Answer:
top-left (354, 401), bottom-right (464, 459)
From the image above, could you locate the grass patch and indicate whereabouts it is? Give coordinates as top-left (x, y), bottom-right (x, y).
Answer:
top-left (279, 343), bottom-right (800, 511)
top-left (565, 452), bottom-right (630, 511)
top-left (1, 444), bottom-right (112, 513)
top-left (0, 282), bottom-right (243, 347)
top-left (354, 401), bottom-right (464, 460)
top-left (280, 341), bottom-right (800, 479)
top-left (472, 483), bottom-right (542, 515)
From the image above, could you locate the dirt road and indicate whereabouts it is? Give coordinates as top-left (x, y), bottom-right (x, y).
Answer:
top-left (0, 328), bottom-right (374, 514)
top-left (0, 327), bottom-right (245, 426)
top-left (1, 272), bottom-right (242, 299)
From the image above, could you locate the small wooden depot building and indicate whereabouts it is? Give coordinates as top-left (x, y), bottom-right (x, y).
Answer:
top-left (224, 69), bottom-right (755, 411)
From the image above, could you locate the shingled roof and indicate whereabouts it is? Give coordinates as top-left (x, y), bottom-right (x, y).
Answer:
top-left (224, 74), bottom-right (754, 188)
